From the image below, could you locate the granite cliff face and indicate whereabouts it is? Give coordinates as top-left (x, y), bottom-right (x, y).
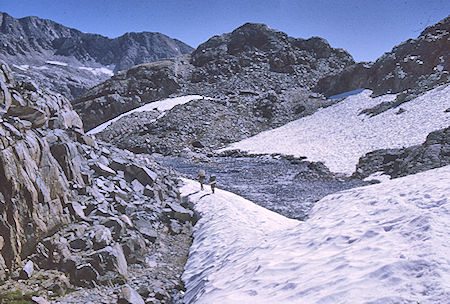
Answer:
top-left (315, 16), bottom-right (450, 98)
top-left (0, 12), bottom-right (194, 99)
top-left (0, 61), bottom-right (84, 278)
top-left (0, 61), bottom-right (195, 303)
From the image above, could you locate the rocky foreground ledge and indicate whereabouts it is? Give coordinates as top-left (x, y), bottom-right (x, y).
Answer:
top-left (0, 61), bottom-right (195, 303)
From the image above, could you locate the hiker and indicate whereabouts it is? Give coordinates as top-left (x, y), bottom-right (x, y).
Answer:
top-left (197, 169), bottom-right (206, 190)
top-left (209, 175), bottom-right (217, 193)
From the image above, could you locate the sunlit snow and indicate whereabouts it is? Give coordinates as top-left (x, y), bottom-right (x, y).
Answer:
top-left (12, 64), bottom-right (29, 71)
top-left (180, 165), bottom-right (450, 304)
top-left (45, 60), bottom-right (68, 66)
top-left (87, 95), bottom-right (208, 135)
top-left (222, 84), bottom-right (450, 174)
top-left (79, 66), bottom-right (114, 77)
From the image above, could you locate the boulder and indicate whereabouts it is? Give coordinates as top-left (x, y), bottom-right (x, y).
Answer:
top-left (74, 263), bottom-right (99, 286)
top-left (67, 201), bottom-right (87, 220)
top-left (93, 162), bottom-right (116, 177)
top-left (134, 219), bottom-right (158, 243)
top-left (93, 225), bottom-right (113, 249)
top-left (19, 260), bottom-right (34, 279)
top-left (118, 284), bottom-right (145, 304)
top-left (7, 105), bottom-right (48, 127)
top-left (126, 164), bottom-right (158, 186)
top-left (104, 217), bottom-right (126, 239)
top-left (89, 244), bottom-right (128, 278)
top-left (122, 234), bottom-right (147, 264)
top-left (165, 201), bottom-right (195, 222)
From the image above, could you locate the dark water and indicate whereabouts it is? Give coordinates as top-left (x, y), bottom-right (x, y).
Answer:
top-left (157, 155), bottom-right (368, 220)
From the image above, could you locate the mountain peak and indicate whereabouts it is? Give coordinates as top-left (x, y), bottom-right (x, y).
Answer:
top-left (191, 22), bottom-right (352, 68)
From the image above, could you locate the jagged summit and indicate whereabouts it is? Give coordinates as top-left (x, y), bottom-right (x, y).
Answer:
top-left (0, 12), bottom-right (194, 99)
top-left (191, 22), bottom-right (353, 69)
top-left (315, 15), bottom-right (449, 98)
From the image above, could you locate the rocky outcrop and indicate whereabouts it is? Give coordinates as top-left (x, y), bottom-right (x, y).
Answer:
top-left (0, 61), bottom-right (194, 303)
top-left (0, 12), bottom-right (194, 99)
top-left (353, 127), bottom-right (450, 179)
top-left (0, 61), bottom-right (85, 279)
top-left (316, 16), bottom-right (449, 101)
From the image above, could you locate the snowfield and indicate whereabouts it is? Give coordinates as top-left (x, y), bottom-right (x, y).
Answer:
top-left (222, 84), bottom-right (450, 175)
top-left (87, 95), bottom-right (208, 135)
top-left (180, 165), bottom-right (450, 304)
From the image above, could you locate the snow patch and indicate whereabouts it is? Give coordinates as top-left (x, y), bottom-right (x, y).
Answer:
top-left (180, 165), bottom-right (450, 303)
top-left (328, 88), bottom-right (365, 100)
top-left (363, 171), bottom-right (391, 183)
top-left (87, 95), bottom-right (209, 135)
top-left (79, 66), bottom-right (114, 77)
top-left (45, 60), bottom-right (68, 67)
top-left (222, 85), bottom-right (450, 174)
top-left (12, 64), bottom-right (29, 71)
top-left (34, 66), bottom-right (49, 70)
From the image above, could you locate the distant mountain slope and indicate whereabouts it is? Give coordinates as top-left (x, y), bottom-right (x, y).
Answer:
top-left (315, 16), bottom-right (449, 99)
top-left (74, 23), bottom-right (355, 133)
top-left (0, 12), bottom-right (194, 99)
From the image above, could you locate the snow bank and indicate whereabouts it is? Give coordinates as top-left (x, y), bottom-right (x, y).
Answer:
top-left (180, 165), bottom-right (450, 304)
top-left (87, 95), bottom-right (208, 135)
top-left (222, 84), bottom-right (450, 174)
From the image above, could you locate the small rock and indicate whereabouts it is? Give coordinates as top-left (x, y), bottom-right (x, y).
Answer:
top-left (123, 235), bottom-right (147, 264)
top-left (75, 263), bottom-right (99, 284)
top-left (81, 134), bottom-right (96, 147)
top-left (31, 296), bottom-right (50, 304)
top-left (68, 201), bottom-right (87, 220)
top-left (69, 238), bottom-right (88, 250)
top-left (93, 225), bottom-right (113, 249)
top-left (119, 284), bottom-right (145, 304)
top-left (169, 220), bottom-right (182, 234)
top-left (101, 147), bottom-right (111, 156)
top-left (120, 215), bottom-right (133, 228)
top-left (126, 164), bottom-right (157, 186)
top-left (134, 220), bottom-right (158, 242)
top-left (191, 140), bottom-right (205, 148)
top-left (110, 157), bottom-right (128, 172)
top-left (131, 179), bottom-right (145, 194)
top-left (94, 162), bottom-right (116, 177)
top-left (104, 217), bottom-right (126, 239)
top-left (19, 260), bottom-right (34, 279)
top-left (165, 201), bottom-right (194, 222)
top-left (143, 185), bottom-right (155, 197)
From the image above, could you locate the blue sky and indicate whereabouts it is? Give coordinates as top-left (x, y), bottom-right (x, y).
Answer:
top-left (2, 0), bottom-right (449, 62)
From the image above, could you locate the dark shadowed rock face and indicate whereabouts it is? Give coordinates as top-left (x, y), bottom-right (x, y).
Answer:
top-left (0, 12), bottom-right (194, 99)
top-left (316, 16), bottom-right (450, 98)
top-left (74, 22), bottom-right (354, 133)
top-left (354, 127), bottom-right (450, 179)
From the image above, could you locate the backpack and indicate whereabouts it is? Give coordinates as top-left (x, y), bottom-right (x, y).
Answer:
top-left (209, 175), bottom-right (216, 182)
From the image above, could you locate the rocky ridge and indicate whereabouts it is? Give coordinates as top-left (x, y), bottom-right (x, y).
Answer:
top-left (75, 23), bottom-right (354, 151)
top-left (354, 126), bottom-right (450, 179)
top-left (0, 12), bottom-right (194, 99)
top-left (315, 16), bottom-right (449, 111)
top-left (0, 61), bottom-right (195, 303)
